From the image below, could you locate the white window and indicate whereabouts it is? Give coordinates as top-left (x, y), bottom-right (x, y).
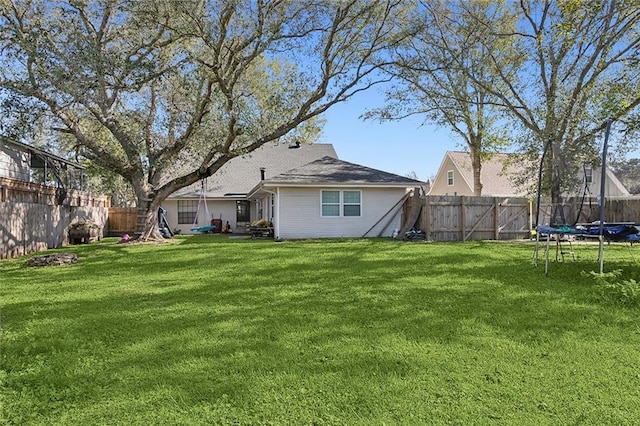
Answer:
top-left (321, 190), bottom-right (361, 217)
top-left (342, 190), bottom-right (361, 216)
top-left (447, 170), bottom-right (454, 186)
top-left (321, 190), bottom-right (340, 216)
top-left (178, 200), bottom-right (198, 224)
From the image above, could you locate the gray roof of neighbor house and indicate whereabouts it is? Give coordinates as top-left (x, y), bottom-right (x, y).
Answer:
top-left (257, 156), bottom-right (424, 186)
top-left (446, 151), bottom-right (527, 196)
top-left (169, 142), bottom-right (338, 198)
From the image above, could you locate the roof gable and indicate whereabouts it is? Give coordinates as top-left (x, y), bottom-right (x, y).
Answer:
top-left (443, 151), bottom-right (527, 196)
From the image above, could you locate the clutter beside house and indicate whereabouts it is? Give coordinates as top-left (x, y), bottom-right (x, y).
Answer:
top-left (1, 137), bottom-right (108, 259)
top-left (68, 218), bottom-right (103, 244)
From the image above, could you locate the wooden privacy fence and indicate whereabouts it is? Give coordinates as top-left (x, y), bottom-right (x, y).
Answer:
top-left (106, 207), bottom-right (140, 236)
top-left (535, 196), bottom-right (640, 227)
top-left (411, 195), bottom-right (532, 241)
top-left (404, 195), bottom-right (640, 242)
top-left (0, 176), bottom-right (109, 259)
top-left (0, 202), bottom-right (108, 259)
top-left (0, 176), bottom-right (109, 207)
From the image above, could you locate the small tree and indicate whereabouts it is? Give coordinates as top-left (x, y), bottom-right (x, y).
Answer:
top-left (365, 0), bottom-right (515, 196)
top-left (458, 0), bottom-right (640, 204)
top-left (0, 0), bottom-right (403, 239)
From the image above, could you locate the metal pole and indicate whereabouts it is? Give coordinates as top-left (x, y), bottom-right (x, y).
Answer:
top-left (598, 119), bottom-right (612, 275)
top-left (535, 140), bottom-right (552, 231)
top-left (534, 140), bottom-right (552, 271)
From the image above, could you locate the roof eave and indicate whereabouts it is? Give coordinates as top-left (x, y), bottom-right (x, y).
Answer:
top-left (258, 181), bottom-right (423, 188)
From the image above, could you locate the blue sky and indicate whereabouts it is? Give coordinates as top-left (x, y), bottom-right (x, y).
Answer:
top-left (320, 88), bottom-right (640, 183)
top-left (319, 89), bottom-right (460, 183)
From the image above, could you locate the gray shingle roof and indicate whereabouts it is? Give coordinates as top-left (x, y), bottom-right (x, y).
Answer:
top-left (262, 156), bottom-right (424, 186)
top-left (169, 143), bottom-right (337, 198)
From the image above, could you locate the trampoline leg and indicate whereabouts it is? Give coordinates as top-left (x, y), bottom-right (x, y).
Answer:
top-left (599, 235), bottom-right (605, 274)
top-left (545, 235), bottom-right (550, 276)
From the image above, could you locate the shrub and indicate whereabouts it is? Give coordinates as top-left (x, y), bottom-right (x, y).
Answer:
top-left (584, 269), bottom-right (640, 307)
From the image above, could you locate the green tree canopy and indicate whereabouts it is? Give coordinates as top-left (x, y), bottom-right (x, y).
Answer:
top-left (0, 0), bottom-right (403, 239)
top-left (365, 0), bottom-right (516, 196)
top-left (463, 0), bottom-right (640, 201)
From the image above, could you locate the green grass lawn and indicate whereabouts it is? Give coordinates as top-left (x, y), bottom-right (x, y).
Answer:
top-left (2, 236), bottom-right (640, 425)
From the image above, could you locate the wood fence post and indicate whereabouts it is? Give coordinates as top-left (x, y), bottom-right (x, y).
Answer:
top-left (460, 196), bottom-right (465, 242)
top-left (424, 196), bottom-right (431, 240)
top-left (494, 197), bottom-right (499, 240)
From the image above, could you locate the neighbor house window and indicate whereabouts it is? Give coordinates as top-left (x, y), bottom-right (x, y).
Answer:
top-left (584, 164), bottom-right (593, 184)
top-left (321, 190), bottom-right (361, 217)
top-left (178, 200), bottom-right (198, 224)
top-left (447, 170), bottom-right (454, 186)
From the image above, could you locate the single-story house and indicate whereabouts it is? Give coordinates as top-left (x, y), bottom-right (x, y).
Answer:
top-left (163, 143), bottom-right (424, 238)
top-left (429, 151), bottom-right (630, 197)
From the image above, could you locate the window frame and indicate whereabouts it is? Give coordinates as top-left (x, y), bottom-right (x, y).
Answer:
top-left (447, 170), bottom-right (454, 186)
top-left (320, 189), bottom-right (362, 218)
top-left (236, 200), bottom-right (251, 222)
top-left (177, 200), bottom-right (198, 224)
top-left (342, 190), bottom-right (361, 217)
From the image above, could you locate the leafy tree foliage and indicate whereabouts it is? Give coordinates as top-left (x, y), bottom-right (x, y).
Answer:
top-left (460, 0), bottom-right (640, 202)
top-left (365, 0), bottom-right (516, 196)
top-left (611, 158), bottom-right (640, 195)
top-left (0, 0), bottom-right (402, 239)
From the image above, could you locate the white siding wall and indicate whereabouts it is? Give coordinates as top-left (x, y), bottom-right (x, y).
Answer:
top-left (162, 199), bottom-right (238, 234)
top-left (582, 167), bottom-right (630, 197)
top-left (276, 187), bottom-right (407, 239)
top-left (429, 156), bottom-right (472, 196)
top-left (0, 145), bottom-right (30, 181)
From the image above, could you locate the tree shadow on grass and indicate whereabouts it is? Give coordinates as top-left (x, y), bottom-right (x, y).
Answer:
top-left (3, 239), bottom-right (639, 423)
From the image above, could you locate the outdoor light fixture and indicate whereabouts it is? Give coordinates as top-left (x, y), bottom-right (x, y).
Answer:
top-left (584, 163), bottom-right (593, 184)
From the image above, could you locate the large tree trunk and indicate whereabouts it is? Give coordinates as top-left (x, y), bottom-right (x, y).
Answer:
top-left (470, 147), bottom-right (483, 196)
top-left (138, 201), bottom-right (165, 241)
top-left (134, 186), bottom-right (167, 241)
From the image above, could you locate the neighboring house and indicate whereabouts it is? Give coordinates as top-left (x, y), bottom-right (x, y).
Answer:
top-left (1, 138), bottom-right (107, 259)
top-left (429, 151), bottom-right (527, 197)
top-left (429, 151), bottom-right (630, 198)
top-left (1, 137), bottom-right (85, 190)
top-left (163, 142), bottom-right (423, 238)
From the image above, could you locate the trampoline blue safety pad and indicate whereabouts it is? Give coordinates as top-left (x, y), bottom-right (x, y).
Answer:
top-left (536, 223), bottom-right (639, 242)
